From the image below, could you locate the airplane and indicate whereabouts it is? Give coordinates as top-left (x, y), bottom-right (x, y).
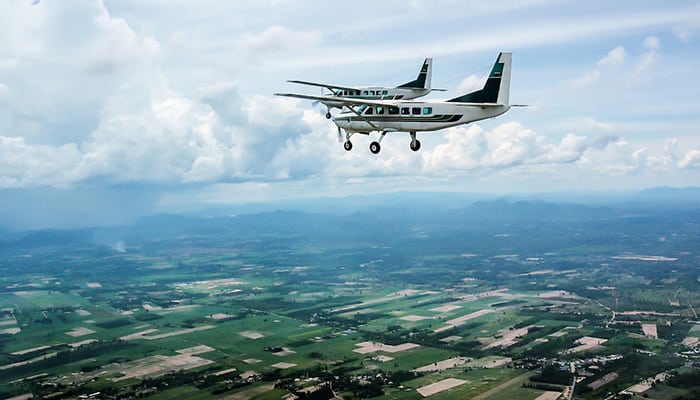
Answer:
top-left (287, 58), bottom-right (440, 119)
top-left (276, 52), bottom-right (521, 154)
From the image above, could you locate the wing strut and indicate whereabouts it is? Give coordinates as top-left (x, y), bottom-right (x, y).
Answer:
top-left (341, 104), bottom-right (380, 131)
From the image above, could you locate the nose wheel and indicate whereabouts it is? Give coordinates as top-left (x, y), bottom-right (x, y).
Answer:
top-left (343, 141), bottom-right (353, 151)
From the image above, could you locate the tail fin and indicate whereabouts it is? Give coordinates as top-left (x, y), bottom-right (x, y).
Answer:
top-left (448, 52), bottom-right (511, 104)
top-left (397, 58), bottom-right (432, 90)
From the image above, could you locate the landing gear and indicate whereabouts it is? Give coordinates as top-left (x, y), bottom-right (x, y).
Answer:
top-left (325, 111), bottom-right (331, 119)
top-left (369, 131), bottom-right (388, 154)
top-left (410, 139), bottom-right (421, 152)
top-left (343, 131), bottom-right (355, 152)
top-left (409, 131), bottom-right (421, 152)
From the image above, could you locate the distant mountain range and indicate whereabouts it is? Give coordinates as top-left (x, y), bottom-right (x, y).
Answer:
top-left (2, 186), bottom-right (698, 250)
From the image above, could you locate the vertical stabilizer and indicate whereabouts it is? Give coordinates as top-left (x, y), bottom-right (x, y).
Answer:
top-left (448, 52), bottom-right (512, 104)
top-left (397, 58), bottom-right (432, 89)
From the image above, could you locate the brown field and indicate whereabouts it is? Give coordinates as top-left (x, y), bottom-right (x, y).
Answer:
top-left (353, 341), bottom-right (420, 354)
top-left (416, 378), bottom-right (468, 397)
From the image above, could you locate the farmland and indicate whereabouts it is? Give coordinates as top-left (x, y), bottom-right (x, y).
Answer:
top-left (1, 196), bottom-right (699, 399)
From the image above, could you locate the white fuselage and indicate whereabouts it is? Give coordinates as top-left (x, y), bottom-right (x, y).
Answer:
top-left (323, 87), bottom-right (431, 110)
top-left (333, 101), bottom-right (510, 133)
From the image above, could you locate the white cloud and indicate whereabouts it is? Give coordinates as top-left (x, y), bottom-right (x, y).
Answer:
top-left (597, 46), bottom-right (627, 67)
top-left (423, 122), bottom-right (594, 174)
top-left (679, 150), bottom-right (700, 169)
top-left (644, 36), bottom-right (660, 50)
top-left (456, 74), bottom-right (486, 93)
top-left (634, 36), bottom-right (661, 78)
top-left (0, 1), bottom-right (698, 199)
top-left (0, 136), bottom-right (81, 188)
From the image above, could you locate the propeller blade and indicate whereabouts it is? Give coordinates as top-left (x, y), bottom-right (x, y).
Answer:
top-left (337, 126), bottom-right (343, 143)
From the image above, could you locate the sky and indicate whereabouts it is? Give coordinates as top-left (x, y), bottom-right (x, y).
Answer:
top-left (0, 0), bottom-right (699, 229)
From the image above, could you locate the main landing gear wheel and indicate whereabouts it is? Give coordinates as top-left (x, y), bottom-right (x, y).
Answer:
top-left (325, 112), bottom-right (332, 119)
top-left (343, 141), bottom-right (353, 151)
top-left (369, 141), bottom-right (381, 154)
top-left (410, 139), bottom-right (421, 152)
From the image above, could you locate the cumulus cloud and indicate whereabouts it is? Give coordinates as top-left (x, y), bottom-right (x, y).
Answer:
top-left (0, 1), bottom-right (697, 197)
top-left (422, 123), bottom-right (594, 174)
top-left (0, 0), bottom-right (162, 144)
top-left (0, 136), bottom-right (81, 188)
top-left (679, 150), bottom-right (700, 169)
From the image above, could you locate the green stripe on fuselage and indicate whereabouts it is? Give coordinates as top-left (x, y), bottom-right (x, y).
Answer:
top-left (336, 114), bottom-right (461, 123)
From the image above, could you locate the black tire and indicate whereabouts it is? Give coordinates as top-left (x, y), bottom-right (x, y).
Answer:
top-left (369, 141), bottom-right (381, 154)
top-left (325, 112), bottom-right (332, 119)
top-left (344, 141), bottom-right (353, 151)
top-left (410, 139), bottom-right (421, 152)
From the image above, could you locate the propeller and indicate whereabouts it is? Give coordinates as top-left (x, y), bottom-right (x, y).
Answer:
top-left (312, 86), bottom-right (325, 107)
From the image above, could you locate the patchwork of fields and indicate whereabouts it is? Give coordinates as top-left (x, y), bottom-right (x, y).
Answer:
top-left (1, 204), bottom-right (699, 399)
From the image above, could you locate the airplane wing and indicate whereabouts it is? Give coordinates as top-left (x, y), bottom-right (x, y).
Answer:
top-left (275, 93), bottom-right (406, 107)
top-left (287, 80), bottom-right (359, 93)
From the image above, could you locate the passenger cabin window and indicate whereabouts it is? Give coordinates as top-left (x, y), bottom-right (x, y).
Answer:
top-left (411, 107), bottom-right (421, 115)
top-left (423, 107), bottom-right (432, 115)
top-left (362, 90), bottom-right (368, 96)
top-left (376, 106), bottom-right (384, 114)
top-left (383, 90), bottom-right (388, 95)
top-left (369, 90), bottom-right (375, 96)
top-left (388, 106), bottom-right (399, 115)
top-left (364, 107), bottom-right (373, 115)
top-left (401, 107), bottom-right (410, 115)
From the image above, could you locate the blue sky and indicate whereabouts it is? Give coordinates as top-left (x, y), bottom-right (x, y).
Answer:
top-left (0, 0), bottom-right (699, 228)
